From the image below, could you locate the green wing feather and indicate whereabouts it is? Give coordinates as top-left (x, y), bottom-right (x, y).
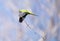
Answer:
top-left (19, 9), bottom-right (32, 14)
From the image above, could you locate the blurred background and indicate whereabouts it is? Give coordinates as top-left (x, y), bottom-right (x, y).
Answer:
top-left (0, 0), bottom-right (60, 41)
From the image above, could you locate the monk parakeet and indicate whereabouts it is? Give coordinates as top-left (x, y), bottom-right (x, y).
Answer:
top-left (19, 9), bottom-right (37, 23)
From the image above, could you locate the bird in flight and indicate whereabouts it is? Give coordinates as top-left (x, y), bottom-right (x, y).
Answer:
top-left (19, 9), bottom-right (38, 29)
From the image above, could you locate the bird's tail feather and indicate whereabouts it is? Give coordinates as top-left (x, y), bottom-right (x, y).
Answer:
top-left (30, 14), bottom-right (38, 16)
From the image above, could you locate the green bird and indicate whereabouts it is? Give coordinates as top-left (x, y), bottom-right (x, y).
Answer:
top-left (19, 9), bottom-right (37, 23)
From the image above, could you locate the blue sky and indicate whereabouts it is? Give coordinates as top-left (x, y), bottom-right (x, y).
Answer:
top-left (0, 0), bottom-right (60, 41)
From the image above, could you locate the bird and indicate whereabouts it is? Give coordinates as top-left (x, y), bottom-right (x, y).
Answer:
top-left (19, 9), bottom-right (37, 23)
